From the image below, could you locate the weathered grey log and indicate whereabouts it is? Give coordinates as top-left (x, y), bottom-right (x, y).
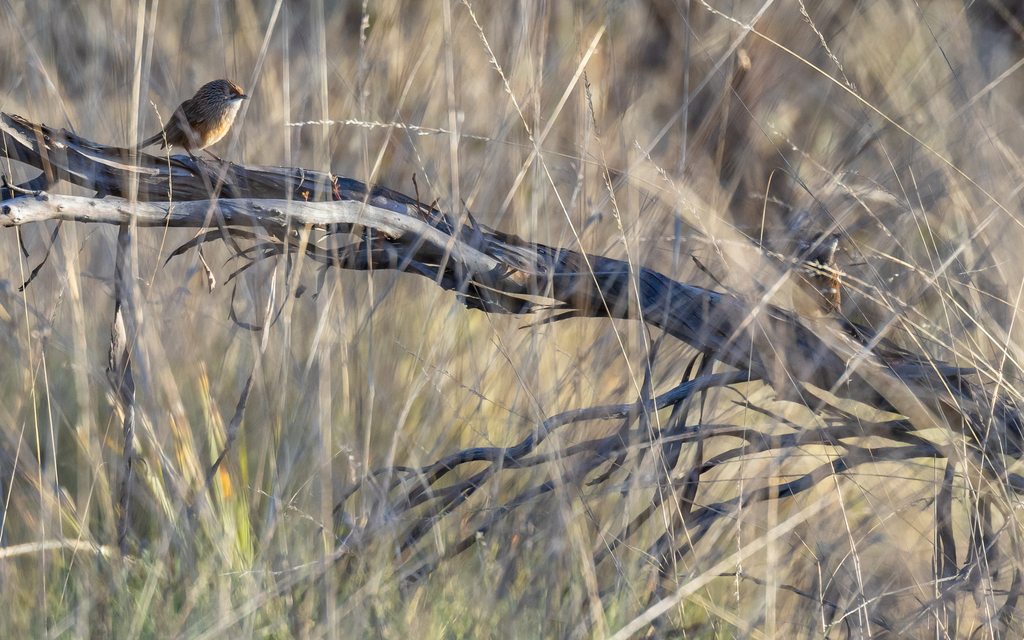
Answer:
top-left (2, 111), bottom-right (1019, 459)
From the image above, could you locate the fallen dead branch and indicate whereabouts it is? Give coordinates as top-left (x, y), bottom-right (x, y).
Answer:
top-left (2, 111), bottom-right (1022, 636)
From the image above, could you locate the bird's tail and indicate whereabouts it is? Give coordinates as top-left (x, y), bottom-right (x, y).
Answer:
top-left (135, 132), bottom-right (167, 152)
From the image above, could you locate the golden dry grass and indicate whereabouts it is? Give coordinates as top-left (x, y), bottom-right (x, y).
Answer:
top-left (2, 0), bottom-right (1024, 638)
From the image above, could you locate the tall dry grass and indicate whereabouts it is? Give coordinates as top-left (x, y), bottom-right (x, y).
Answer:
top-left (2, 0), bottom-right (1024, 637)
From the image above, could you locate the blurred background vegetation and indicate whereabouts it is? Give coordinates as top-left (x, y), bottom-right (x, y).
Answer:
top-left (3, 0), bottom-right (1024, 637)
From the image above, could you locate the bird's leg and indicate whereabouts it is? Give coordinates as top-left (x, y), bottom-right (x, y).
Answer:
top-left (203, 149), bottom-right (224, 162)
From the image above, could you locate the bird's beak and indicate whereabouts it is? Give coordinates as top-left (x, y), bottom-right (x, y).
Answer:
top-left (239, 94), bottom-right (249, 100)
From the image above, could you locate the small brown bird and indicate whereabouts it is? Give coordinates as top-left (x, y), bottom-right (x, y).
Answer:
top-left (137, 79), bottom-right (248, 160)
top-left (794, 233), bottom-right (842, 316)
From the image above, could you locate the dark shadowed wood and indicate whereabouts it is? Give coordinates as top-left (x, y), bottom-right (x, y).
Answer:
top-left (0, 111), bottom-right (863, 398)
top-left (1, 110), bottom-right (1018, 467)
top-left (4, 112), bottom-right (1024, 632)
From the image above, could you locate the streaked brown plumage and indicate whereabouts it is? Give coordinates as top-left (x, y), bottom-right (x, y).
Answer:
top-left (794, 233), bottom-right (842, 316)
top-left (137, 79), bottom-right (248, 159)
